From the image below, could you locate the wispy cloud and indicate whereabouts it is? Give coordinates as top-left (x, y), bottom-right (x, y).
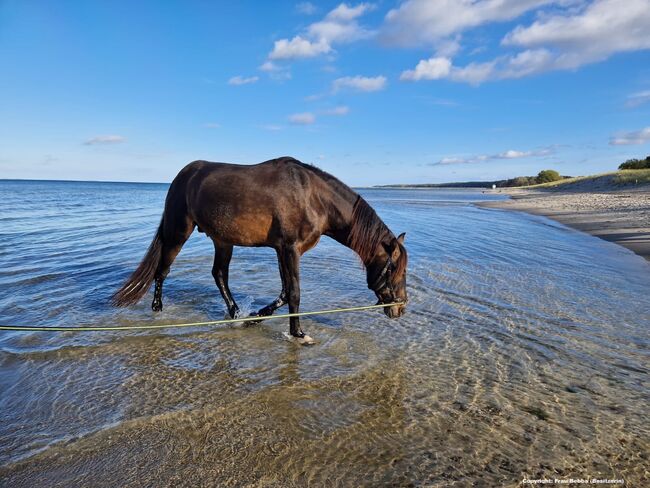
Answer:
top-left (258, 61), bottom-right (292, 80)
top-left (84, 135), bottom-right (125, 145)
top-left (332, 75), bottom-right (386, 92)
top-left (228, 75), bottom-right (259, 85)
top-left (305, 93), bottom-right (326, 101)
top-left (288, 112), bottom-right (316, 125)
top-left (260, 124), bottom-right (285, 131)
top-left (323, 105), bottom-right (350, 115)
top-left (625, 90), bottom-right (650, 108)
top-left (296, 2), bottom-right (318, 15)
top-left (203, 122), bottom-right (221, 128)
top-left (432, 147), bottom-right (555, 165)
top-left (609, 127), bottom-right (650, 145)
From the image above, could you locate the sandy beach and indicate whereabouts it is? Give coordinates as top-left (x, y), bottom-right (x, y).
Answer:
top-left (479, 182), bottom-right (650, 261)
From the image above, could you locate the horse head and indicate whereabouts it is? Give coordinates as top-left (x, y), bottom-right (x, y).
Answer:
top-left (367, 232), bottom-right (407, 318)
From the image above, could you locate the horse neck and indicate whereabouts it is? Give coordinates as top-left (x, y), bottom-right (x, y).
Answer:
top-left (324, 189), bottom-right (391, 265)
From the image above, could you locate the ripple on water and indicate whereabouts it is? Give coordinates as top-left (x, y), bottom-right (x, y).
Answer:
top-left (0, 182), bottom-right (648, 486)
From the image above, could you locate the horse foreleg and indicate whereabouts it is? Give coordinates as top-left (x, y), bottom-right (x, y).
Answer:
top-left (281, 245), bottom-right (314, 345)
top-left (282, 245), bottom-right (304, 338)
top-left (212, 243), bottom-right (240, 318)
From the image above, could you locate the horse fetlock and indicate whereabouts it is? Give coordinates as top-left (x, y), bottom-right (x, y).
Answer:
top-left (151, 298), bottom-right (163, 312)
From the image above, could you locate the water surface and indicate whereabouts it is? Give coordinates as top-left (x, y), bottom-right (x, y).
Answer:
top-left (0, 180), bottom-right (648, 486)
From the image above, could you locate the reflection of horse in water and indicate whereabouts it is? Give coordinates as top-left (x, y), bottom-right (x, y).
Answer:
top-left (113, 157), bottom-right (408, 340)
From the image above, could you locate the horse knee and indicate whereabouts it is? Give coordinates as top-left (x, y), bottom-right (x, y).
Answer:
top-left (288, 289), bottom-right (300, 304)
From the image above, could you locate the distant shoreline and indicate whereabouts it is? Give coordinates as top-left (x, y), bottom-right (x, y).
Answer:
top-left (478, 186), bottom-right (650, 261)
top-left (0, 178), bottom-right (169, 186)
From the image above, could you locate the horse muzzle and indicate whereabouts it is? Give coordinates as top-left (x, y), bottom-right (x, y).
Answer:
top-left (378, 300), bottom-right (406, 318)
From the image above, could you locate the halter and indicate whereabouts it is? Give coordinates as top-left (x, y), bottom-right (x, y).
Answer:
top-left (369, 256), bottom-right (402, 305)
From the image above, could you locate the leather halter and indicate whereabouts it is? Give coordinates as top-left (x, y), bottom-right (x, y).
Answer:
top-left (369, 256), bottom-right (402, 305)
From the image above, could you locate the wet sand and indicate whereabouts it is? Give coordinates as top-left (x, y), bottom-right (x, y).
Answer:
top-left (479, 185), bottom-right (650, 261)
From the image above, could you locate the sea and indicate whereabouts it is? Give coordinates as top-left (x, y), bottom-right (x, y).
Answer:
top-left (0, 179), bottom-right (648, 486)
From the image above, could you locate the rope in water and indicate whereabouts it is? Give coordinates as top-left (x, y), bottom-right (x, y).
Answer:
top-left (0, 302), bottom-right (401, 332)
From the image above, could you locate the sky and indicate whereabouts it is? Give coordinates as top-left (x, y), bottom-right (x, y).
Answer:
top-left (1, 0), bottom-right (649, 186)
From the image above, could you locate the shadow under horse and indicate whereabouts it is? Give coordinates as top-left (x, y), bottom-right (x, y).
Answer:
top-left (112, 157), bottom-right (408, 341)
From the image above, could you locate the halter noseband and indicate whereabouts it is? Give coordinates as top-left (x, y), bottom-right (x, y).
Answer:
top-left (369, 256), bottom-right (402, 305)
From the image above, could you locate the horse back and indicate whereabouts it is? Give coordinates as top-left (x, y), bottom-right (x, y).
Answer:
top-left (169, 158), bottom-right (331, 248)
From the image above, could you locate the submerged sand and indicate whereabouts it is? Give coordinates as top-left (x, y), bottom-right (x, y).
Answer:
top-left (479, 184), bottom-right (650, 261)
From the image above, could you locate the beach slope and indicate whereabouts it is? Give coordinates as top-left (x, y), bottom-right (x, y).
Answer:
top-left (478, 172), bottom-right (650, 261)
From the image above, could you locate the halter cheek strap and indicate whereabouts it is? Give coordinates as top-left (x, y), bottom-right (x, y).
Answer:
top-left (369, 256), bottom-right (402, 305)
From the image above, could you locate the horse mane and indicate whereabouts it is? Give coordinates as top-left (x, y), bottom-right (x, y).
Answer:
top-left (286, 158), bottom-right (408, 282)
top-left (348, 196), bottom-right (389, 265)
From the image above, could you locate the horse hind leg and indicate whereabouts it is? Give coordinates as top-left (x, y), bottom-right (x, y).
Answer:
top-left (152, 215), bottom-right (194, 311)
top-left (250, 248), bottom-right (287, 322)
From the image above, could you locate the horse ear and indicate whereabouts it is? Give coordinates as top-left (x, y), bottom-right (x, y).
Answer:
top-left (383, 239), bottom-right (401, 261)
top-left (397, 232), bottom-right (406, 245)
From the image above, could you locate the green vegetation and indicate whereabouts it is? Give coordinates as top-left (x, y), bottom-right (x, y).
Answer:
top-left (536, 169), bottom-right (562, 183)
top-left (378, 156), bottom-right (650, 189)
top-left (526, 169), bottom-right (650, 189)
top-left (613, 169), bottom-right (650, 185)
top-left (618, 155), bottom-right (650, 170)
top-left (495, 169), bottom-right (567, 188)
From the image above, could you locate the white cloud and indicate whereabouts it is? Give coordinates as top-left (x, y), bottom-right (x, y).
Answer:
top-left (268, 3), bottom-right (375, 61)
top-left (259, 61), bottom-right (279, 72)
top-left (228, 75), bottom-right (259, 85)
top-left (327, 3), bottom-right (374, 21)
top-left (84, 135), bottom-right (125, 145)
top-left (382, 0), bottom-right (553, 47)
top-left (269, 36), bottom-right (331, 60)
top-left (332, 75), bottom-right (386, 92)
top-left (400, 57), bottom-right (451, 81)
top-left (324, 105), bottom-right (350, 115)
top-left (502, 0), bottom-right (650, 69)
top-left (609, 127), bottom-right (650, 145)
top-left (296, 2), bottom-right (318, 15)
top-left (626, 90), bottom-right (650, 108)
top-left (397, 0), bottom-right (650, 84)
top-left (288, 112), bottom-right (316, 125)
top-left (434, 146), bottom-right (555, 164)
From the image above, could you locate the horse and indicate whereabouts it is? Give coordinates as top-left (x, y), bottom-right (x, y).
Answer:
top-left (112, 157), bottom-right (408, 342)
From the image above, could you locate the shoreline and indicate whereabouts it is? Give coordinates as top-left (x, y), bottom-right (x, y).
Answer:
top-left (477, 186), bottom-right (650, 261)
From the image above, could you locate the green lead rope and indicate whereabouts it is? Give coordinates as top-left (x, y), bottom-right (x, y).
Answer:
top-left (0, 302), bottom-right (401, 332)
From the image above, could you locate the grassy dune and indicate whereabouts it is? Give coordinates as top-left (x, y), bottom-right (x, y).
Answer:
top-left (526, 169), bottom-right (650, 190)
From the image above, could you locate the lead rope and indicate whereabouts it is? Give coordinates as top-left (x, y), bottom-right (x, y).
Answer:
top-left (0, 302), bottom-right (402, 332)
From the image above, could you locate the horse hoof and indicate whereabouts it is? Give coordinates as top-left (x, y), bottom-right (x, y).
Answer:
top-left (298, 335), bottom-right (315, 345)
top-left (283, 332), bottom-right (315, 345)
top-left (152, 302), bottom-right (162, 312)
top-left (246, 312), bottom-right (265, 324)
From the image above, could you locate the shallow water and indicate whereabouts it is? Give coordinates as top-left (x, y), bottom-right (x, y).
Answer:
top-left (0, 180), bottom-right (648, 487)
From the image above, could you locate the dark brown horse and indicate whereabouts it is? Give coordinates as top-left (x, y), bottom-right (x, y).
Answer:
top-left (112, 157), bottom-right (407, 341)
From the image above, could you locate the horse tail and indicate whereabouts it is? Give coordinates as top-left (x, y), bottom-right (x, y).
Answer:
top-left (112, 219), bottom-right (163, 307)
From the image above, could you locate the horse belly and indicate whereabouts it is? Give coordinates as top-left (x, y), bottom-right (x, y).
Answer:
top-left (202, 207), bottom-right (274, 247)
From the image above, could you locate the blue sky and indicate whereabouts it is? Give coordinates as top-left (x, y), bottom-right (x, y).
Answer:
top-left (1, 0), bottom-right (649, 185)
